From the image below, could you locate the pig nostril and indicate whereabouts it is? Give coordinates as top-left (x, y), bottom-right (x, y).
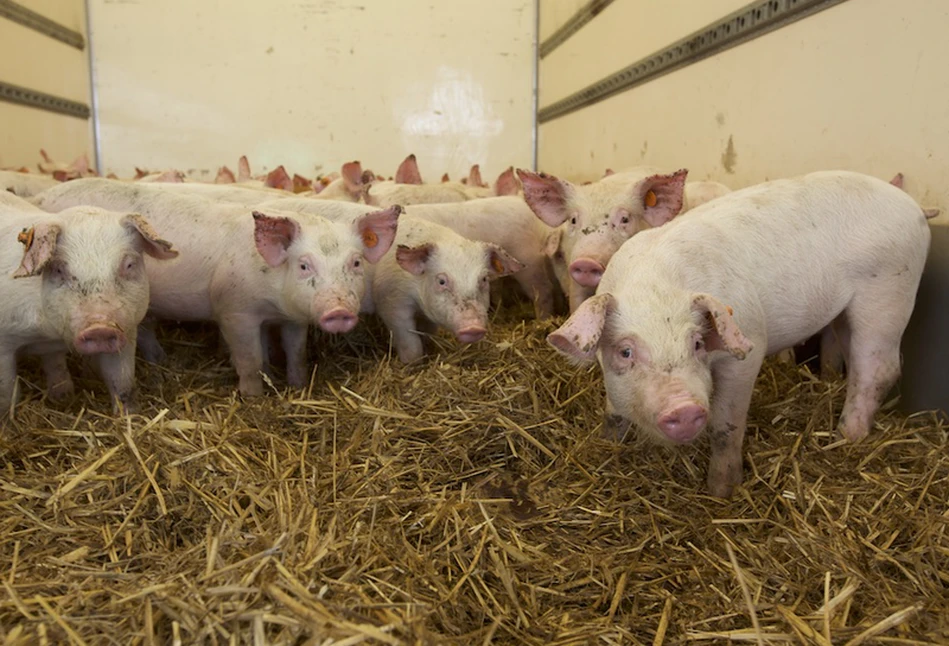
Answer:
top-left (319, 308), bottom-right (358, 334)
top-left (456, 326), bottom-right (487, 343)
top-left (568, 259), bottom-right (606, 287)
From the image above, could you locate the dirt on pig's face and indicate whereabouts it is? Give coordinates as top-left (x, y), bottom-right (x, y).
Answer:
top-left (600, 298), bottom-right (714, 445)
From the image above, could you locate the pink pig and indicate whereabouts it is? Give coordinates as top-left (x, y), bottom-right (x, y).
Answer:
top-left (548, 171), bottom-right (932, 498)
top-left (33, 179), bottom-right (400, 395)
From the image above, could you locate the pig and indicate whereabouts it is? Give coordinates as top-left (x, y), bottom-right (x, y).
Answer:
top-left (216, 166), bottom-right (236, 183)
top-left (547, 171), bottom-right (932, 498)
top-left (0, 171), bottom-right (60, 197)
top-left (371, 218), bottom-right (524, 362)
top-left (0, 198), bottom-right (176, 413)
top-left (310, 162), bottom-right (369, 202)
top-left (268, 196), bottom-right (556, 319)
top-left (137, 179), bottom-right (288, 205)
top-left (33, 179), bottom-right (401, 395)
top-left (518, 167), bottom-right (688, 312)
top-left (137, 169), bottom-right (186, 183)
top-left (683, 180), bottom-right (731, 210)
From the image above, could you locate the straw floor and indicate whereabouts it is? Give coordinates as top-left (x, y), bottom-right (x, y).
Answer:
top-left (0, 302), bottom-right (946, 645)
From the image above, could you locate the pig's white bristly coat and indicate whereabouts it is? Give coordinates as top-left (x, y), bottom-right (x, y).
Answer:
top-left (32, 178), bottom-right (392, 395)
top-left (0, 202), bottom-right (158, 410)
top-left (136, 180), bottom-right (289, 205)
top-left (367, 181), bottom-right (470, 208)
top-left (554, 170), bottom-right (931, 497)
top-left (0, 171), bottom-right (61, 198)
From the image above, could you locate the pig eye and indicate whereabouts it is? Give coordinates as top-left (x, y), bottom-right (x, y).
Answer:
top-left (570, 217), bottom-right (577, 225)
top-left (353, 259), bottom-right (361, 268)
top-left (619, 347), bottom-right (633, 360)
top-left (695, 338), bottom-right (705, 352)
top-left (621, 216), bottom-right (630, 224)
top-left (438, 277), bottom-right (447, 286)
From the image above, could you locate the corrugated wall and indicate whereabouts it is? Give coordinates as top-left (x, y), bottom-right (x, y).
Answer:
top-left (537, 0), bottom-right (949, 222)
top-left (0, 0), bottom-right (93, 169)
top-left (87, 0), bottom-right (536, 181)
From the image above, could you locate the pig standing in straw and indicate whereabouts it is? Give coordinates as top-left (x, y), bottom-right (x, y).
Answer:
top-left (547, 171), bottom-right (933, 498)
top-left (0, 191), bottom-right (177, 414)
top-left (32, 179), bottom-right (400, 396)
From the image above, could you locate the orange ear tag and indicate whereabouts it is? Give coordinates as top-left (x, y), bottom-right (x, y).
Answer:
top-left (726, 306), bottom-right (733, 315)
top-left (17, 227), bottom-right (34, 250)
top-left (491, 257), bottom-right (504, 274)
top-left (644, 190), bottom-right (658, 207)
top-left (362, 229), bottom-right (379, 248)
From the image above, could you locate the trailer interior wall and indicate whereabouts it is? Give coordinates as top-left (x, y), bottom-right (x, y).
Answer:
top-left (537, 0), bottom-right (949, 223)
top-left (87, 0), bottom-right (536, 181)
top-left (0, 0), bottom-right (93, 169)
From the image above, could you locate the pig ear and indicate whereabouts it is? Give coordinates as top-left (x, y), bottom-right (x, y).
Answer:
top-left (155, 170), bottom-right (184, 183)
top-left (544, 228), bottom-right (563, 258)
top-left (265, 166), bottom-right (293, 192)
top-left (547, 292), bottom-right (614, 364)
top-left (252, 211), bottom-right (300, 267)
top-left (216, 166), bottom-right (236, 184)
top-left (494, 167), bottom-right (520, 196)
top-left (396, 243), bottom-right (434, 276)
top-left (341, 161), bottom-right (366, 199)
top-left (122, 214), bottom-right (178, 260)
top-left (640, 169), bottom-right (688, 228)
top-left (395, 154), bottom-right (423, 185)
top-left (355, 205), bottom-right (401, 263)
top-left (237, 156), bottom-right (252, 182)
top-left (441, 173), bottom-right (450, 183)
top-left (13, 223), bottom-right (61, 278)
top-left (134, 167), bottom-right (148, 180)
top-left (468, 164), bottom-right (484, 187)
top-left (603, 168), bottom-right (615, 177)
top-left (692, 294), bottom-right (753, 359)
top-left (292, 174), bottom-right (312, 193)
top-left (516, 169), bottom-right (573, 227)
top-left (486, 245), bottom-right (525, 277)
top-left (890, 172), bottom-right (904, 190)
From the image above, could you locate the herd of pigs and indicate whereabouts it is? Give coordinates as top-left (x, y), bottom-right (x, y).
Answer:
top-left (0, 150), bottom-right (938, 498)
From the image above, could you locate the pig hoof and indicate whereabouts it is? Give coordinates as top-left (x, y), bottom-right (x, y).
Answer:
top-left (47, 380), bottom-right (75, 403)
top-left (837, 423), bottom-right (869, 443)
top-left (707, 479), bottom-right (737, 499)
top-left (112, 395), bottom-right (138, 416)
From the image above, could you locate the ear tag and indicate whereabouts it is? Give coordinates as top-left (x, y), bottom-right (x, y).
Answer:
top-left (491, 256), bottom-right (504, 274)
top-left (17, 227), bottom-right (34, 250)
top-left (644, 190), bottom-right (658, 207)
top-left (362, 229), bottom-right (379, 248)
top-left (726, 305), bottom-right (733, 315)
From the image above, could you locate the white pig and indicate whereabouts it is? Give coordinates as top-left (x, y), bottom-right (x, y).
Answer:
top-left (518, 167), bottom-right (688, 312)
top-left (548, 171), bottom-right (932, 498)
top-left (33, 179), bottom-right (400, 395)
top-left (1, 171), bottom-right (60, 198)
top-left (0, 200), bottom-right (176, 412)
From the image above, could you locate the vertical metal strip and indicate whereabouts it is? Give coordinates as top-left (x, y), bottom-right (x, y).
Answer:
top-left (84, 0), bottom-right (102, 174)
top-left (531, 0), bottom-right (539, 171)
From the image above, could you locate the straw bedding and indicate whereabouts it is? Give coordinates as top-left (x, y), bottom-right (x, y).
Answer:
top-left (0, 301), bottom-right (946, 645)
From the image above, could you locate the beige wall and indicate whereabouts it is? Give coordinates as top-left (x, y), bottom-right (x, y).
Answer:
top-left (538, 0), bottom-right (949, 223)
top-left (88, 0), bottom-right (536, 182)
top-left (0, 0), bottom-right (93, 169)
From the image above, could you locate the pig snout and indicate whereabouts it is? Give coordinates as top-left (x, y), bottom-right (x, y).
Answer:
top-left (75, 323), bottom-right (126, 355)
top-left (318, 307), bottom-right (358, 334)
top-left (455, 325), bottom-right (487, 344)
top-left (569, 258), bottom-right (606, 287)
top-left (657, 404), bottom-right (708, 444)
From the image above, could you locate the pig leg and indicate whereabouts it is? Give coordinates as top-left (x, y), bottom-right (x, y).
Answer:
top-left (137, 318), bottom-right (166, 364)
top-left (819, 315), bottom-right (849, 378)
top-left (837, 288), bottom-right (911, 442)
top-left (706, 353), bottom-right (764, 498)
top-left (512, 260), bottom-right (555, 319)
top-left (41, 352), bottom-right (74, 402)
top-left (379, 303), bottom-right (425, 363)
top-left (218, 314), bottom-right (266, 396)
top-left (0, 349), bottom-right (18, 413)
top-left (280, 322), bottom-right (309, 389)
top-left (94, 342), bottom-right (138, 414)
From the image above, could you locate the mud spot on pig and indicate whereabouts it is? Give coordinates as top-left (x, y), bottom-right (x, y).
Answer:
top-left (721, 135), bottom-right (737, 174)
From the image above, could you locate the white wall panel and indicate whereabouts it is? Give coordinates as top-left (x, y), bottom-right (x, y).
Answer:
top-left (538, 0), bottom-right (949, 223)
top-left (88, 0), bottom-right (535, 181)
top-left (539, 0), bottom-right (748, 106)
top-left (0, 0), bottom-right (92, 169)
top-left (539, 0), bottom-right (589, 42)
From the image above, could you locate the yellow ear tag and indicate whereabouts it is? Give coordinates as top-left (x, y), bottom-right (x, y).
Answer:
top-left (726, 305), bottom-right (733, 316)
top-left (17, 227), bottom-right (34, 250)
top-left (362, 229), bottom-right (379, 248)
top-left (644, 190), bottom-right (658, 207)
top-left (491, 257), bottom-right (504, 274)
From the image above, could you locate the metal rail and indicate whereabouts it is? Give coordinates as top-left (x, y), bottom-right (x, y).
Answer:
top-left (0, 80), bottom-right (90, 119)
top-left (539, 0), bottom-right (615, 59)
top-left (0, 0), bottom-right (85, 49)
top-left (538, 0), bottom-right (850, 124)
